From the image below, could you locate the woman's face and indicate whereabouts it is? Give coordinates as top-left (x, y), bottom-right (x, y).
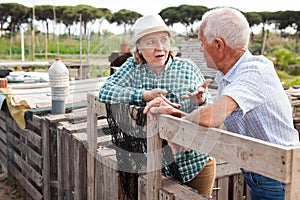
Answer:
top-left (137, 31), bottom-right (171, 67)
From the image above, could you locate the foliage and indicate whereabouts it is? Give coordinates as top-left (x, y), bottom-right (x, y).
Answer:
top-left (276, 70), bottom-right (300, 86)
top-left (1, 3), bottom-right (299, 38)
top-left (273, 48), bottom-right (298, 70)
top-left (160, 5), bottom-right (208, 34)
top-left (109, 9), bottom-right (142, 36)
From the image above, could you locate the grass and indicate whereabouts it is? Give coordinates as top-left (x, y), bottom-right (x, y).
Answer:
top-left (1, 31), bottom-right (299, 84)
top-left (276, 70), bottom-right (300, 86)
top-left (4, 178), bottom-right (27, 199)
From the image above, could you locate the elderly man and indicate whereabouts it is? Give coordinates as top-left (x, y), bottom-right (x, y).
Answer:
top-left (144, 7), bottom-right (299, 200)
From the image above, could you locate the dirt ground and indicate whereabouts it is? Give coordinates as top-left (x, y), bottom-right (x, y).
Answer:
top-left (0, 172), bottom-right (18, 200)
top-left (0, 168), bottom-right (32, 200)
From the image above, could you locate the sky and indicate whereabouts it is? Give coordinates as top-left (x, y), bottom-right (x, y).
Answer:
top-left (1, 0), bottom-right (299, 34)
top-left (1, 0), bottom-right (299, 14)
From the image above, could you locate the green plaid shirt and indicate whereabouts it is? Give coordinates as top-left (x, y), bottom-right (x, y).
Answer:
top-left (99, 56), bottom-right (212, 183)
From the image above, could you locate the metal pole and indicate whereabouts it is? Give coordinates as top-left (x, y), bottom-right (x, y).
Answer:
top-left (31, 0), bottom-right (35, 61)
top-left (79, 14), bottom-right (83, 79)
top-left (20, 28), bottom-right (25, 61)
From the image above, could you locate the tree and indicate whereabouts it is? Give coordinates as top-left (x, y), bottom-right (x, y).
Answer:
top-left (35, 5), bottom-right (54, 36)
top-left (160, 5), bottom-right (208, 34)
top-left (244, 12), bottom-right (262, 42)
top-left (177, 5), bottom-right (207, 33)
top-left (160, 6), bottom-right (182, 27)
top-left (110, 9), bottom-right (142, 36)
top-left (75, 5), bottom-right (99, 35)
top-left (0, 3), bottom-right (30, 33)
top-left (58, 6), bottom-right (77, 36)
top-left (95, 8), bottom-right (112, 35)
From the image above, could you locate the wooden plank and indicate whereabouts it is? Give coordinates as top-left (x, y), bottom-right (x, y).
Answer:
top-left (95, 156), bottom-right (104, 200)
top-left (24, 129), bottom-right (42, 149)
top-left (26, 114), bottom-right (42, 128)
top-left (59, 119), bottom-right (108, 134)
top-left (42, 107), bottom-right (88, 124)
top-left (157, 114), bottom-right (292, 183)
top-left (57, 126), bottom-right (64, 200)
top-left (73, 133), bottom-right (87, 200)
top-left (146, 119), bottom-right (162, 200)
top-left (63, 128), bottom-right (74, 200)
top-left (7, 160), bottom-right (43, 200)
top-left (0, 149), bottom-right (7, 174)
top-left (285, 146), bottom-right (300, 199)
top-left (0, 128), bottom-right (7, 144)
top-left (232, 174), bottom-right (244, 200)
top-left (6, 129), bottom-right (21, 151)
top-left (41, 118), bottom-right (51, 200)
top-left (139, 176), bottom-right (208, 200)
top-left (216, 177), bottom-right (229, 200)
top-left (87, 92), bottom-right (107, 116)
top-left (0, 117), bottom-right (6, 131)
top-left (69, 131), bottom-right (112, 149)
top-left (160, 177), bottom-right (209, 200)
top-left (6, 124), bottom-right (42, 169)
top-left (216, 159), bottom-right (240, 178)
top-left (25, 102), bottom-right (87, 120)
top-left (87, 93), bottom-right (98, 200)
top-left (19, 141), bottom-right (42, 168)
top-left (7, 117), bottom-right (27, 135)
top-left (95, 147), bottom-right (119, 200)
top-left (138, 175), bottom-right (147, 200)
top-left (9, 146), bottom-right (43, 187)
top-left (0, 136), bottom-right (7, 156)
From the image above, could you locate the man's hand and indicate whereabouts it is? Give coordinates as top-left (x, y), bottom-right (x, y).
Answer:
top-left (143, 94), bottom-right (184, 120)
top-left (182, 79), bottom-right (211, 105)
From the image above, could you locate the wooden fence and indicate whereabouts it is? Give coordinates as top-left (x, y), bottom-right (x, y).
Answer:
top-left (86, 92), bottom-right (300, 200)
top-left (0, 84), bottom-right (299, 199)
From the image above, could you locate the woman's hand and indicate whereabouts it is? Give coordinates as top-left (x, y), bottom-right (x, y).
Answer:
top-left (142, 88), bottom-right (168, 102)
top-left (143, 94), bottom-right (184, 120)
top-left (168, 141), bottom-right (190, 154)
top-left (182, 79), bottom-right (211, 105)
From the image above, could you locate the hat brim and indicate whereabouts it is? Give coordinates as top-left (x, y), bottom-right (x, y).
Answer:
top-left (129, 29), bottom-right (177, 46)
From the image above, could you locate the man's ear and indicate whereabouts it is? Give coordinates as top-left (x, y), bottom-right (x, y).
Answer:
top-left (215, 38), bottom-right (225, 52)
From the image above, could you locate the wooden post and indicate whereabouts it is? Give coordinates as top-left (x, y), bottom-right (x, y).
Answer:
top-left (57, 126), bottom-right (64, 200)
top-left (146, 119), bottom-right (162, 200)
top-left (86, 93), bottom-right (107, 200)
top-left (41, 118), bottom-right (51, 200)
top-left (87, 94), bottom-right (98, 200)
top-left (285, 145), bottom-right (300, 199)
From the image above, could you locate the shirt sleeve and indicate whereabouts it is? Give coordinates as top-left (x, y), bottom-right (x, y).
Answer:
top-left (98, 58), bottom-right (145, 104)
top-left (222, 68), bottom-right (265, 115)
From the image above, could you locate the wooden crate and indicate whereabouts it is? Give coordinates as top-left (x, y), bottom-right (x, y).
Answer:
top-left (86, 96), bottom-right (252, 200)
top-left (5, 112), bottom-right (43, 200)
top-left (0, 110), bottom-right (8, 175)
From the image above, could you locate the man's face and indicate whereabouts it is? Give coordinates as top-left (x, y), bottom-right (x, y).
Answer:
top-left (198, 27), bottom-right (218, 71)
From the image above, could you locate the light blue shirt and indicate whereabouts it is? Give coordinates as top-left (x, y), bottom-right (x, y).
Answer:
top-left (215, 51), bottom-right (299, 146)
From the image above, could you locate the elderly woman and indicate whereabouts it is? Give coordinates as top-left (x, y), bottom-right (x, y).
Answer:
top-left (98, 14), bottom-right (216, 197)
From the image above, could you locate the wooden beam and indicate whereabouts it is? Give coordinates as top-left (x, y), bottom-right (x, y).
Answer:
top-left (156, 114), bottom-right (293, 183)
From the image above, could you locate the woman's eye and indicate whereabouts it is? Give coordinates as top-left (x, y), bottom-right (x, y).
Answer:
top-left (147, 40), bottom-right (155, 45)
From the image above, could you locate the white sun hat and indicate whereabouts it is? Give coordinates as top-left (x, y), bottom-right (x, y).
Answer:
top-left (129, 14), bottom-right (177, 45)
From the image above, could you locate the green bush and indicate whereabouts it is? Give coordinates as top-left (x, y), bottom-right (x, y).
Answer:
top-left (273, 48), bottom-right (298, 71)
